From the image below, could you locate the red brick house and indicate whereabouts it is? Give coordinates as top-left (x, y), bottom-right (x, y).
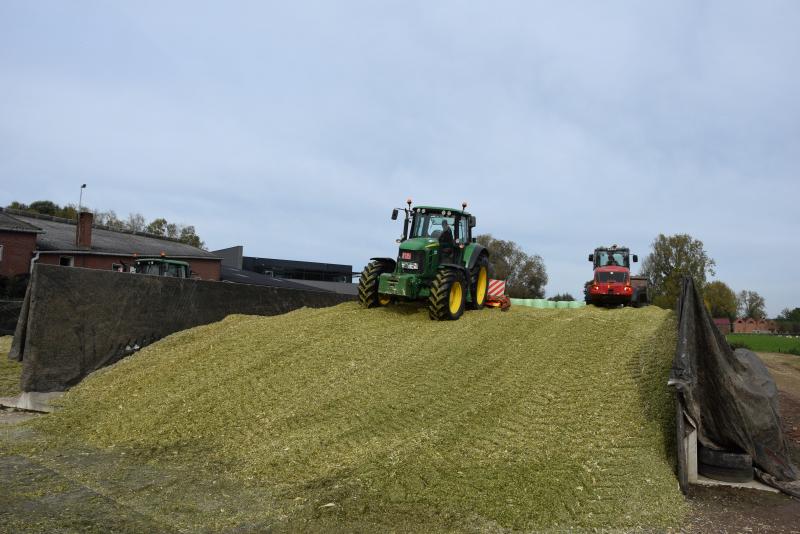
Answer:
top-left (733, 318), bottom-right (777, 334)
top-left (0, 208), bottom-right (221, 281)
top-left (713, 318), bottom-right (732, 335)
top-left (0, 211), bottom-right (42, 279)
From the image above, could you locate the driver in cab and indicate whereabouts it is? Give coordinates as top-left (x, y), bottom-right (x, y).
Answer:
top-left (439, 219), bottom-right (454, 262)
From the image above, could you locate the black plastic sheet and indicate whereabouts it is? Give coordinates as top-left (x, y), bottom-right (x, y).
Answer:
top-left (670, 276), bottom-right (799, 496)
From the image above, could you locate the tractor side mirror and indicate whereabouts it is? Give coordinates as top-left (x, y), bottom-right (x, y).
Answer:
top-left (588, 254), bottom-right (594, 262)
top-left (632, 254), bottom-right (638, 263)
top-left (469, 215), bottom-right (476, 227)
top-left (391, 208), bottom-right (399, 220)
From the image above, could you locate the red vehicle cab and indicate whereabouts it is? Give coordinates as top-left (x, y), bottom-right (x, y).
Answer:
top-left (584, 245), bottom-right (650, 307)
top-left (588, 265), bottom-right (634, 305)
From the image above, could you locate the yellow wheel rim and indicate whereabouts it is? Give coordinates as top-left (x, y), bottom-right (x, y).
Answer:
top-left (378, 295), bottom-right (391, 306)
top-left (476, 266), bottom-right (488, 305)
top-left (448, 281), bottom-right (463, 315)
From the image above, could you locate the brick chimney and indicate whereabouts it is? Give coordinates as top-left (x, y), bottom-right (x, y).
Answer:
top-left (76, 211), bottom-right (93, 250)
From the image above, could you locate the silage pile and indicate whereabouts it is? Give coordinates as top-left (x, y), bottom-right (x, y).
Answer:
top-left (0, 335), bottom-right (21, 397)
top-left (34, 302), bottom-right (686, 530)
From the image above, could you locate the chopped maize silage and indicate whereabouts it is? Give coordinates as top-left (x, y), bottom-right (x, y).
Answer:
top-left (32, 303), bottom-right (686, 530)
top-left (0, 335), bottom-right (21, 397)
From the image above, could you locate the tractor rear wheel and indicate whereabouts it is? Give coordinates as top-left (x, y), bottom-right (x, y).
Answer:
top-left (632, 292), bottom-right (649, 308)
top-left (358, 260), bottom-right (393, 308)
top-left (467, 255), bottom-right (490, 310)
top-left (428, 268), bottom-right (466, 320)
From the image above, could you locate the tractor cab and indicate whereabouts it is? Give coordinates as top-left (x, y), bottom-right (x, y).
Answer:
top-left (589, 246), bottom-right (637, 270)
top-left (406, 208), bottom-right (475, 241)
top-left (400, 206), bottom-right (476, 266)
top-left (133, 256), bottom-right (191, 278)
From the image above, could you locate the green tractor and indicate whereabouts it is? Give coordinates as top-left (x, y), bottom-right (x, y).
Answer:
top-left (358, 200), bottom-right (491, 320)
top-left (133, 256), bottom-right (192, 278)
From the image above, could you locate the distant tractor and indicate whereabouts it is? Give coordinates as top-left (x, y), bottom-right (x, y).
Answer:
top-left (358, 200), bottom-right (491, 320)
top-left (133, 256), bottom-right (192, 278)
top-left (584, 245), bottom-right (649, 307)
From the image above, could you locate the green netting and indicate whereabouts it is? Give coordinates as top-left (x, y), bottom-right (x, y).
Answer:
top-left (508, 299), bottom-right (585, 309)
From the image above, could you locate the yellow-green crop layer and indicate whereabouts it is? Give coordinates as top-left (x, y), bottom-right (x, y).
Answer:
top-left (31, 303), bottom-right (686, 531)
top-left (0, 335), bottom-right (21, 397)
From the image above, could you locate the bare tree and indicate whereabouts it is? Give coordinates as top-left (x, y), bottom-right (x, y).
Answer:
top-left (737, 290), bottom-right (766, 320)
top-left (166, 222), bottom-right (179, 239)
top-left (127, 213), bottom-right (146, 232)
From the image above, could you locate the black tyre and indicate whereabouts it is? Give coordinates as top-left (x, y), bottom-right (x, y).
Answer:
top-left (467, 254), bottom-right (491, 310)
top-left (428, 268), bottom-right (466, 321)
top-left (635, 289), bottom-right (649, 307)
top-left (698, 462), bottom-right (754, 483)
top-left (698, 445), bottom-right (752, 470)
top-left (358, 260), bottom-right (393, 308)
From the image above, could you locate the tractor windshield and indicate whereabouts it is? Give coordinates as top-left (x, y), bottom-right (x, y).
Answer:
top-left (596, 250), bottom-right (629, 268)
top-left (135, 262), bottom-right (161, 275)
top-left (410, 213), bottom-right (456, 239)
top-left (163, 263), bottom-right (187, 278)
top-left (597, 271), bottom-right (628, 283)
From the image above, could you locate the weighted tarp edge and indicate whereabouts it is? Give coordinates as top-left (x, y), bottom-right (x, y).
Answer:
top-left (669, 276), bottom-right (799, 497)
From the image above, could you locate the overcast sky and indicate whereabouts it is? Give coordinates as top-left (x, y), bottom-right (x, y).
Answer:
top-left (1, 1), bottom-right (798, 315)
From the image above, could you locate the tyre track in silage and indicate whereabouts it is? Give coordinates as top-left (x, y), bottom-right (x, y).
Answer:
top-left (32, 302), bottom-right (685, 531)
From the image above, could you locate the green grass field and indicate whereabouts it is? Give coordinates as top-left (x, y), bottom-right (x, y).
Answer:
top-left (4, 303), bottom-right (686, 531)
top-left (727, 333), bottom-right (800, 355)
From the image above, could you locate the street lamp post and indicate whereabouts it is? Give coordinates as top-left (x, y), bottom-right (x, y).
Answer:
top-left (77, 184), bottom-right (87, 245)
top-left (78, 183), bottom-right (86, 213)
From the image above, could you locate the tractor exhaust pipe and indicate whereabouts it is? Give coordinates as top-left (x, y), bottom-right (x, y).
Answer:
top-left (401, 198), bottom-right (412, 242)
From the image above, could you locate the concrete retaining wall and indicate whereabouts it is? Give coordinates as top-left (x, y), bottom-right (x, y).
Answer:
top-left (10, 264), bottom-right (353, 392)
top-left (0, 299), bottom-right (23, 336)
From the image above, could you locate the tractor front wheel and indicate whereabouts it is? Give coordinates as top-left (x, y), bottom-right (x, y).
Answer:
top-left (428, 268), bottom-right (466, 320)
top-left (467, 254), bottom-right (490, 310)
top-left (358, 260), bottom-right (393, 308)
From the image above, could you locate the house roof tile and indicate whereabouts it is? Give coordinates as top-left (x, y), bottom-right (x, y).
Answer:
top-left (0, 209), bottom-right (44, 233)
top-left (7, 210), bottom-right (217, 259)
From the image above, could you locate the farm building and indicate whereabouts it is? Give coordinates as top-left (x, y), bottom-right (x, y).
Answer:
top-left (713, 317), bottom-right (732, 334)
top-left (0, 208), bottom-right (221, 282)
top-left (0, 210), bottom-right (42, 279)
top-left (213, 245), bottom-right (357, 295)
top-left (733, 317), bottom-right (777, 334)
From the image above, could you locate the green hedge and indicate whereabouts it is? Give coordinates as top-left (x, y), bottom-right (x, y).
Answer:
top-left (726, 333), bottom-right (800, 355)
